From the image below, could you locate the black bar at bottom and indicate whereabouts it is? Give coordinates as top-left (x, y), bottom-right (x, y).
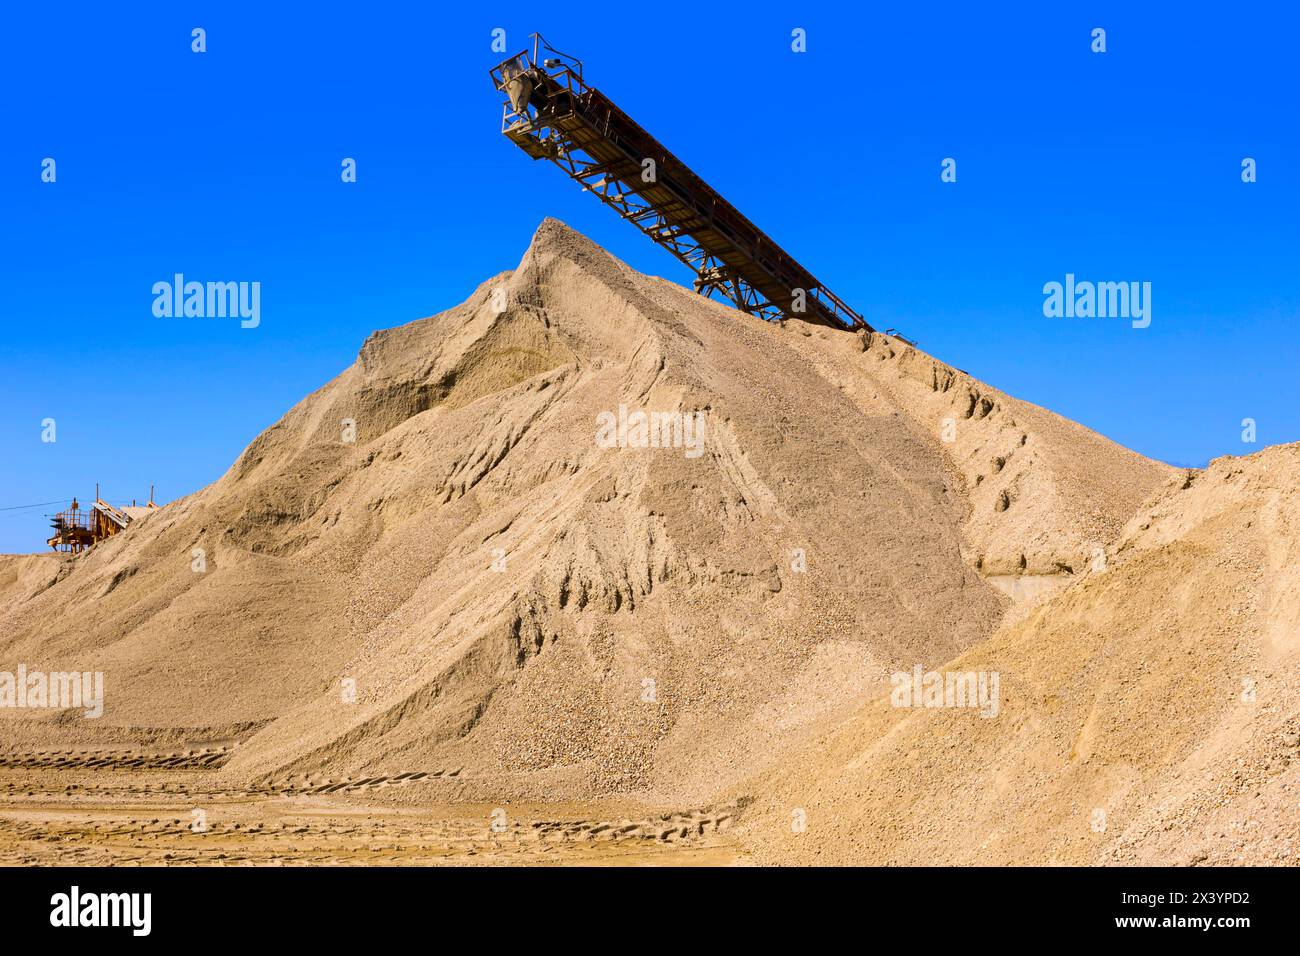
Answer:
top-left (0, 865), bottom-right (1285, 942)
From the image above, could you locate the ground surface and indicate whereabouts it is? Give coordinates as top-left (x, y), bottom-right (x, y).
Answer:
top-left (0, 767), bottom-right (743, 866)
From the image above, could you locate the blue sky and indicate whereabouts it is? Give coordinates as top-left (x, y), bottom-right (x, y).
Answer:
top-left (2, 2), bottom-right (1296, 552)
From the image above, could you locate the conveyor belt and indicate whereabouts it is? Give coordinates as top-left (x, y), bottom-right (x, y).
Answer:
top-left (491, 36), bottom-right (868, 331)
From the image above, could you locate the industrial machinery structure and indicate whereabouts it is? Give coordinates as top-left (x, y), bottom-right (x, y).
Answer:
top-left (490, 34), bottom-right (870, 331)
top-left (47, 487), bottom-right (160, 554)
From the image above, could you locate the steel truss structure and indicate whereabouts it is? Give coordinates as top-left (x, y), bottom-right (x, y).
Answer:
top-left (490, 35), bottom-right (869, 331)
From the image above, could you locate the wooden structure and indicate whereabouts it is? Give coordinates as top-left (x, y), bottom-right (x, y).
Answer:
top-left (490, 34), bottom-right (869, 331)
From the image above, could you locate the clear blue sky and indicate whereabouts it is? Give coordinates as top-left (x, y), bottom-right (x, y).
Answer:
top-left (2, 2), bottom-right (1296, 552)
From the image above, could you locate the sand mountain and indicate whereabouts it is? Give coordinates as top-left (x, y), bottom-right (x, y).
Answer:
top-left (738, 444), bottom-right (1300, 864)
top-left (8, 219), bottom-right (1283, 867)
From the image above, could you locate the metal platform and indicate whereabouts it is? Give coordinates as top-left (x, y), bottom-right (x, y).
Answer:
top-left (491, 35), bottom-right (869, 331)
